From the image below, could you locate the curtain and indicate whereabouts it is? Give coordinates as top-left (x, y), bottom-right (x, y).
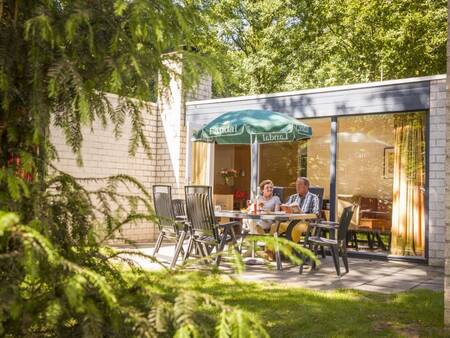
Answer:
top-left (192, 142), bottom-right (208, 184)
top-left (390, 113), bottom-right (425, 256)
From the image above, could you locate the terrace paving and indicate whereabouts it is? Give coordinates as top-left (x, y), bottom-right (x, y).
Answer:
top-left (119, 244), bottom-right (443, 294)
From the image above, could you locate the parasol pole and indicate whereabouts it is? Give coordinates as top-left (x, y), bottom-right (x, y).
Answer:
top-left (250, 134), bottom-right (259, 200)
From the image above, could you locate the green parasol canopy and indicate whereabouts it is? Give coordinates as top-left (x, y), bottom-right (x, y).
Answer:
top-left (192, 109), bottom-right (312, 200)
top-left (192, 109), bottom-right (312, 144)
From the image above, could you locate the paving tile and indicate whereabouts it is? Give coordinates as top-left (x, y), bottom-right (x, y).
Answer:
top-left (372, 274), bottom-right (430, 283)
top-left (412, 283), bottom-right (443, 292)
top-left (352, 284), bottom-right (412, 294)
top-left (426, 276), bottom-right (445, 285)
top-left (365, 278), bottom-right (419, 290)
top-left (120, 244), bottom-right (445, 294)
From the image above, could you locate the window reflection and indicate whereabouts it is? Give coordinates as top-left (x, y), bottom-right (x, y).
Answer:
top-left (260, 118), bottom-right (331, 203)
top-left (336, 112), bottom-right (426, 257)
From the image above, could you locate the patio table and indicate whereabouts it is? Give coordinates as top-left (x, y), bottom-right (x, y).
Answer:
top-left (215, 210), bottom-right (316, 270)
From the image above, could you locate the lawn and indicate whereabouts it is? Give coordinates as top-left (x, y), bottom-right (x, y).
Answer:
top-left (159, 273), bottom-right (445, 337)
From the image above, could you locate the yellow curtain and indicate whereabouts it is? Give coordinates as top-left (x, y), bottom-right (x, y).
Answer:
top-left (391, 113), bottom-right (425, 256)
top-left (192, 142), bottom-right (208, 184)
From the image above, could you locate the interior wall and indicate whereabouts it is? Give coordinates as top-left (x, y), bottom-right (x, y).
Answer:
top-left (233, 145), bottom-right (251, 195)
top-left (213, 144), bottom-right (235, 194)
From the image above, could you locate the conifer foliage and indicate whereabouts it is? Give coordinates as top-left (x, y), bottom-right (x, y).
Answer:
top-left (0, 1), bottom-right (266, 336)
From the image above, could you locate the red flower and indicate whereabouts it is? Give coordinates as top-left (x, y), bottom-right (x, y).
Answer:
top-left (234, 189), bottom-right (248, 200)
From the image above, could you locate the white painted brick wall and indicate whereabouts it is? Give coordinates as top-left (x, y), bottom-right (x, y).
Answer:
top-left (429, 79), bottom-right (447, 266)
top-left (51, 94), bottom-right (159, 243)
top-left (51, 66), bottom-right (212, 244)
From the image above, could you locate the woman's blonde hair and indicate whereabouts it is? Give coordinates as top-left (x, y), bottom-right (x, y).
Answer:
top-left (259, 179), bottom-right (273, 191)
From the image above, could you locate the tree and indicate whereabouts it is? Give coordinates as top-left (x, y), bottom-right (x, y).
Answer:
top-left (0, 1), bottom-right (269, 336)
top-left (208, 0), bottom-right (447, 97)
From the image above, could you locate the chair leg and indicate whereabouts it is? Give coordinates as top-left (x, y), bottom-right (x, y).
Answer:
top-left (341, 246), bottom-right (349, 273)
top-left (215, 231), bottom-right (228, 267)
top-left (184, 237), bottom-right (194, 261)
top-left (176, 232), bottom-right (186, 257)
top-left (375, 232), bottom-right (386, 251)
top-left (330, 246), bottom-right (340, 276)
top-left (320, 246), bottom-right (326, 258)
top-left (170, 231), bottom-right (186, 269)
top-left (200, 243), bottom-right (210, 264)
top-left (353, 232), bottom-right (358, 250)
top-left (367, 232), bottom-right (374, 249)
top-left (273, 230), bottom-right (282, 271)
top-left (313, 245), bottom-right (319, 256)
top-left (237, 232), bottom-right (246, 253)
top-left (153, 232), bottom-right (164, 256)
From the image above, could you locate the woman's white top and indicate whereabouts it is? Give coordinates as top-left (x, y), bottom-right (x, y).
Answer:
top-left (255, 195), bottom-right (281, 230)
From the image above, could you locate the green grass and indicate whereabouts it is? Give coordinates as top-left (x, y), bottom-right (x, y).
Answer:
top-left (166, 273), bottom-right (445, 337)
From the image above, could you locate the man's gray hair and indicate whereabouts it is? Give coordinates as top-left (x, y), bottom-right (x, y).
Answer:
top-left (297, 176), bottom-right (310, 187)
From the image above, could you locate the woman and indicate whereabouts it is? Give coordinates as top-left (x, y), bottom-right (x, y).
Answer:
top-left (248, 179), bottom-right (281, 234)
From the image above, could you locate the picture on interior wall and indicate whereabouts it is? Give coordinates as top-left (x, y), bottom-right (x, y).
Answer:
top-left (383, 147), bottom-right (395, 179)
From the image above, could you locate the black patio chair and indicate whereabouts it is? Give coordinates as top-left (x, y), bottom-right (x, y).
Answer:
top-left (272, 186), bottom-right (285, 203)
top-left (172, 198), bottom-right (186, 219)
top-left (184, 185), bottom-right (240, 266)
top-left (309, 187), bottom-right (325, 217)
top-left (301, 205), bottom-right (355, 276)
top-left (152, 185), bottom-right (187, 268)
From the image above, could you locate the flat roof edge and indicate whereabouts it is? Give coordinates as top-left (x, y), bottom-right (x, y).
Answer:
top-left (187, 74), bottom-right (445, 106)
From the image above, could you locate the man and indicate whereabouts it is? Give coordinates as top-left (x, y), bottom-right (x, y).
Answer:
top-left (278, 177), bottom-right (320, 243)
top-left (282, 177), bottom-right (320, 216)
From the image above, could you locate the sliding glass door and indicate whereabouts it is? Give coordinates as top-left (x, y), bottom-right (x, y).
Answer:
top-left (336, 112), bottom-right (426, 257)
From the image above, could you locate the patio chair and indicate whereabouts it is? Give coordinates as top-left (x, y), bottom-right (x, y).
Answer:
top-left (309, 187), bottom-right (325, 217)
top-left (184, 185), bottom-right (240, 266)
top-left (172, 199), bottom-right (186, 219)
top-left (301, 205), bottom-right (355, 276)
top-left (152, 185), bottom-right (187, 268)
top-left (272, 186), bottom-right (285, 203)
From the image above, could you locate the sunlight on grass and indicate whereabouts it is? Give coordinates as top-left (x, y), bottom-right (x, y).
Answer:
top-left (162, 272), bottom-right (445, 337)
top-left (133, 270), bottom-right (446, 337)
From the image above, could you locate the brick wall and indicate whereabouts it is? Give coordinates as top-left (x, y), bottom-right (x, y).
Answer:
top-left (444, 4), bottom-right (450, 323)
top-left (51, 94), bottom-right (159, 243)
top-left (156, 60), bottom-right (212, 199)
top-left (446, 82), bottom-right (450, 323)
top-left (429, 79), bottom-right (447, 266)
top-left (51, 66), bottom-right (212, 243)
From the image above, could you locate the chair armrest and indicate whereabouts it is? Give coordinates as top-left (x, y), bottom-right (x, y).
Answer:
top-left (218, 221), bottom-right (241, 229)
top-left (174, 220), bottom-right (187, 230)
top-left (311, 223), bottom-right (339, 230)
top-left (313, 220), bottom-right (339, 226)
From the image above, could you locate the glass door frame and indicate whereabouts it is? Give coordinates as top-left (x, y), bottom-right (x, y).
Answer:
top-left (326, 111), bottom-right (429, 262)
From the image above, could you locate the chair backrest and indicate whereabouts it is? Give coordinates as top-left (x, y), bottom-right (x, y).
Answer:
top-left (338, 205), bottom-right (354, 242)
top-left (184, 185), bottom-right (218, 239)
top-left (172, 199), bottom-right (186, 217)
top-left (309, 186), bottom-right (324, 211)
top-left (152, 185), bottom-right (176, 231)
top-left (272, 186), bottom-right (284, 203)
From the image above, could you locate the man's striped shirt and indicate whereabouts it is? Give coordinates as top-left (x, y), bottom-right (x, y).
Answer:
top-left (286, 191), bottom-right (320, 216)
